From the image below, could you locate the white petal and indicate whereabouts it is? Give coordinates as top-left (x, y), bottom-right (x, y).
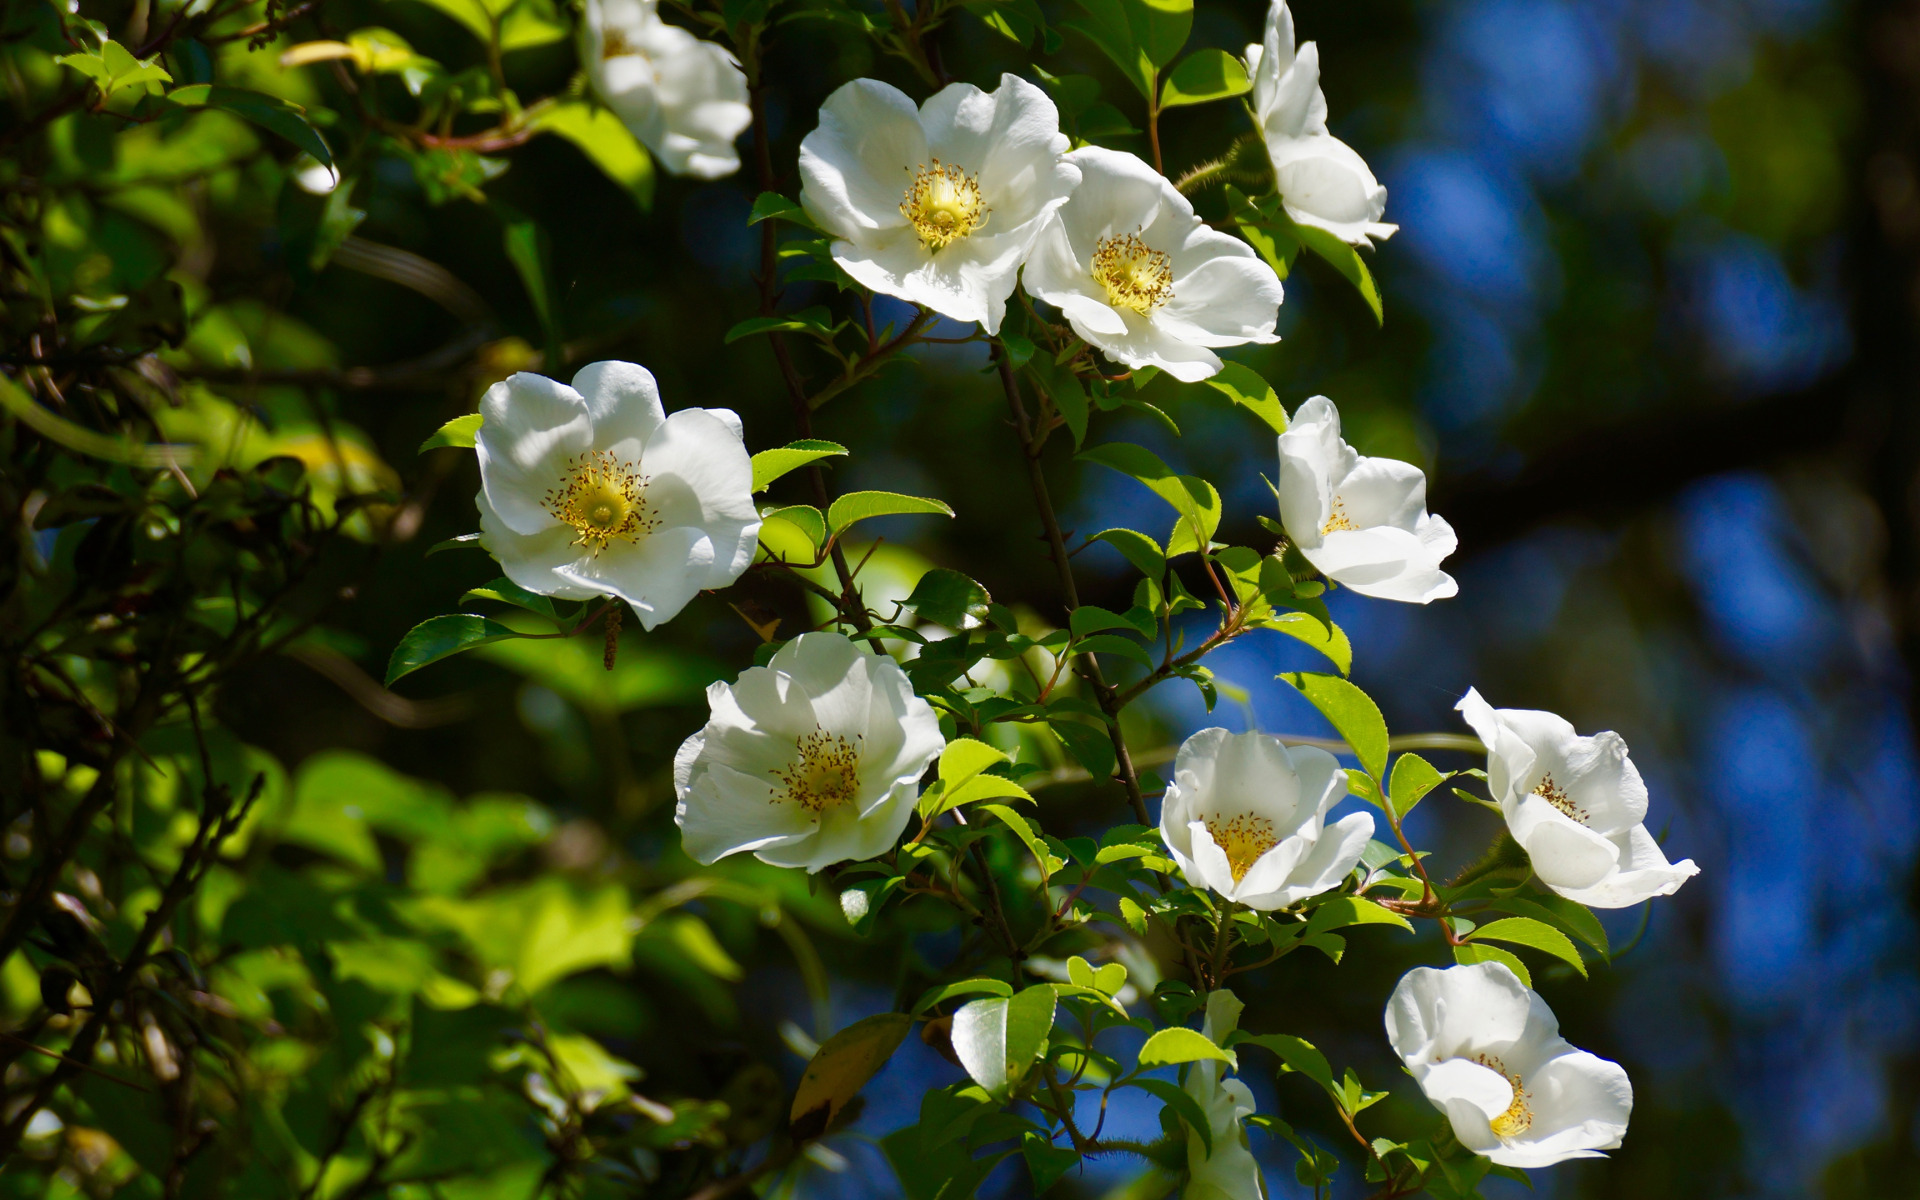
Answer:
top-left (1081, 308), bottom-right (1223, 382)
top-left (1302, 526), bottom-right (1457, 603)
top-left (1183, 820), bottom-right (1240, 897)
top-left (1225, 829), bottom-right (1307, 904)
top-left (1385, 961), bottom-right (1533, 1067)
top-left (1242, 809), bottom-right (1373, 909)
top-left (572, 360), bottom-right (666, 452)
top-left (1269, 134), bottom-right (1396, 247)
top-left (1554, 730), bottom-right (1650, 835)
top-left (1421, 1057), bottom-right (1518, 1125)
top-left (921, 74), bottom-right (1077, 231)
top-left (1334, 453), bottom-right (1430, 531)
top-left (1486, 1050), bottom-right (1631, 1169)
top-left (476, 487), bottom-right (598, 600)
top-left (557, 525), bottom-right (709, 630)
top-left (476, 373), bottom-right (592, 535)
top-left (798, 79), bottom-right (928, 239)
top-left (1275, 396), bottom-right (1347, 548)
top-left (1509, 794), bottom-right (1622, 891)
top-left (675, 759), bottom-right (819, 863)
top-left (640, 407), bottom-right (760, 586)
top-left (640, 27), bottom-right (750, 178)
top-left (1550, 824), bottom-right (1699, 909)
top-left (1455, 689), bottom-right (1538, 807)
top-left (1155, 252), bottom-right (1284, 348)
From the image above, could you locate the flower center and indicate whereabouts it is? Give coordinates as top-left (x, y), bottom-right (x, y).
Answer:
top-left (1203, 811), bottom-right (1278, 883)
top-left (1532, 772), bottom-right (1589, 824)
top-left (773, 729), bottom-right (862, 814)
top-left (544, 450), bottom-right (660, 555)
top-left (1322, 496), bottom-right (1358, 535)
top-left (900, 160), bottom-right (988, 251)
top-left (601, 27), bottom-right (634, 58)
top-left (1092, 232), bottom-right (1174, 314)
top-left (1472, 1054), bottom-right (1533, 1138)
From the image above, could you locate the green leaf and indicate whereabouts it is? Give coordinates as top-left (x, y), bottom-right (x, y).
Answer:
top-left (1237, 1033), bottom-right (1334, 1096)
top-left (420, 412), bottom-right (481, 452)
top-left (1160, 48), bottom-right (1251, 107)
top-left (1294, 222), bottom-right (1384, 326)
top-left (1279, 671), bottom-right (1388, 780)
top-left (386, 614), bottom-right (526, 685)
top-left (1026, 353), bottom-right (1090, 447)
top-left (1061, 0), bottom-right (1152, 98)
top-left (1302, 894), bottom-right (1415, 936)
top-left (789, 1013), bottom-right (913, 1137)
top-left (725, 307), bottom-right (837, 344)
top-left (749, 191), bottom-right (822, 231)
top-left (982, 804), bottom-right (1056, 877)
top-left (460, 577), bottom-right (558, 621)
top-left (1073, 634), bottom-right (1155, 669)
top-left (537, 100), bottom-right (654, 210)
top-left (169, 84), bottom-right (333, 166)
top-left (1050, 719), bottom-right (1115, 781)
top-left (1092, 528), bottom-right (1166, 578)
top-left (1131, 1077), bottom-right (1213, 1155)
top-left (1387, 752), bottom-right (1448, 822)
top-left (903, 568), bottom-right (993, 629)
top-left (1202, 363), bottom-right (1288, 434)
top-left (1137, 1026), bottom-right (1234, 1070)
top-left (1078, 443), bottom-right (1219, 557)
top-left (758, 504), bottom-right (826, 561)
top-left (912, 978), bottom-right (1013, 1016)
top-left (1496, 892), bottom-right (1609, 956)
top-left (951, 986), bottom-right (1057, 1101)
top-left (751, 438), bottom-right (847, 492)
top-left (1133, 0), bottom-right (1193, 69)
top-left (1452, 941), bottom-right (1531, 989)
top-left (1224, 184), bottom-right (1302, 279)
top-left (496, 200), bottom-right (563, 370)
top-left (1258, 610), bottom-right (1353, 675)
top-left (1020, 1131), bottom-right (1080, 1194)
top-left (1468, 917), bottom-right (1588, 978)
top-left (826, 490), bottom-right (955, 539)
top-left (427, 532), bottom-right (483, 555)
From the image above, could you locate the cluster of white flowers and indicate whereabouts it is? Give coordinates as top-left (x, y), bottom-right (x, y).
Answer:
top-left (471, 6), bottom-right (1700, 1192)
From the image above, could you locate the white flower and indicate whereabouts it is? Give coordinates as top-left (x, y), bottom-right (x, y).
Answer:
top-left (582, 0), bottom-right (751, 179)
top-left (1182, 989), bottom-right (1264, 1200)
top-left (1456, 689), bottom-right (1700, 909)
top-left (1244, 0), bottom-right (1397, 247)
top-left (1385, 962), bottom-right (1633, 1169)
top-left (797, 74), bottom-right (1080, 334)
top-left (673, 632), bottom-right (944, 872)
top-left (475, 361), bottom-right (758, 630)
top-left (1160, 728), bottom-right (1372, 910)
top-left (1024, 147), bottom-right (1284, 383)
top-left (1275, 396), bottom-right (1457, 604)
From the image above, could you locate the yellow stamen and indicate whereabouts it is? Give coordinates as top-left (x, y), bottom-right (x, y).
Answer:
top-left (1473, 1054), bottom-right (1533, 1138)
top-left (543, 449), bottom-right (659, 555)
top-left (1203, 811), bottom-right (1278, 883)
top-left (601, 28), bottom-right (634, 58)
top-left (1532, 772), bottom-right (1589, 824)
top-left (1322, 496), bottom-right (1358, 535)
top-left (772, 729), bottom-right (862, 814)
top-left (900, 160), bottom-right (988, 251)
top-left (1092, 232), bottom-right (1174, 314)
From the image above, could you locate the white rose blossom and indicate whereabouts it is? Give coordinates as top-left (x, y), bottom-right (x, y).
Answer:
top-left (1244, 0), bottom-right (1397, 247)
top-left (1385, 962), bottom-right (1633, 1169)
top-left (798, 74), bottom-right (1080, 334)
top-left (1024, 146), bottom-right (1285, 383)
top-left (1456, 689), bottom-right (1700, 909)
top-left (673, 633), bottom-right (944, 872)
top-left (582, 0), bottom-right (751, 180)
top-left (1182, 989), bottom-right (1264, 1200)
top-left (1160, 728), bottom-right (1373, 910)
top-left (475, 361), bottom-right (758, 630)
top-left (1276, 396), bottom-right (1458, 604)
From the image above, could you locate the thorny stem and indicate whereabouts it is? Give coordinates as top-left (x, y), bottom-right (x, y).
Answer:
top-left (994, 341), bottom-right (1151, 826)
top-left (744, 59), bottom-right (871, 633)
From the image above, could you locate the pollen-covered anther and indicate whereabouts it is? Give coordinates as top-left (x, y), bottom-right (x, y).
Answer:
top-left (1322, 496), bottom-right (1358, 534)
top-left (773, 729), bottom-right (863, 814)
top-left (543, 449), bottom-right (659, 555)
top-left (1532, 772), bottom-right (1589, 824)
top-left (1474, 1054), bottom-right (1533, 1138)
top-left (900, 159), bottom-right (989, 251)
top-left (1092, 232), bottom-right (1174, 313)
top-left (1204, 811), bottom-right (1279, 883)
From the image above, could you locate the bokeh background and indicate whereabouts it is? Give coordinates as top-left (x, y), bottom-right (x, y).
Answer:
top-left (169, 0), bottom-right (1920, 1195)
